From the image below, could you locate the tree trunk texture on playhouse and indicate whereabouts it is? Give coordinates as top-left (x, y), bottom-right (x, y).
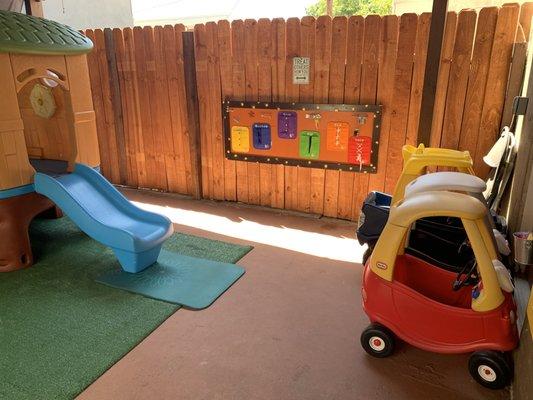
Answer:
top-left (0, 193), bottom-right (59, 272)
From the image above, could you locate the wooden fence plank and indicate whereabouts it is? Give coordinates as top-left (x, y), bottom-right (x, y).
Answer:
top-left (368, 15), bottom-right (400, 193)
top-left (175, 25), bottom-right (195, 196)
top-left (206, 22), bottom-right (225, 200)
top-left (459, 7), bottom-right (498, 158)
top-left (355, 13), bottom-right (382, 198)
top-left (132, 27), bottom-right (158, 189)
top-left (500, 38), bottom-right (527, 129)
top-left (104, 28), bottom-right (129, 185)
top-left (257, 18), bottom-right (274, 207)
top-left (338, 15), bottom-right (364, 220)
top-left (429, 12), bottom-right (457, 148)
top-left (160, 25), bottom-right (182, 193)
top-left (195, 24), bottom-right (213, 198)
top-left (507, 31), bottom-right (533, 231)
top-left (284, 18), bottom-right (301, 211)
top-left (310, 16), bottom-right (331, 215)
top-left (182, 30), bottom-right (203, 199)
top-left (270, 18), bottom-right (286, 209)
top-left (104, 28), bottom-right (128, 186)
top-left (92, 29), bottom-right (112, 179)
top-left (405, 12), bottom-right (431, 146)
top-left (153, 26), bottom-right (178, 192)
top-left (231, 20), bottom-right (249, 203)
top-left (440, 10), bottom-right (477, 150)
top-left (351, 15), bottom-right (381, 221)
top-left (93, 29), bottom-right (121, 184)
top-left (324, 16), bottom-right (345, 218)
top-left (244, 19), bottom-right (261, 205)
top-left (162, 25), bottom-right (190, 194)
top-left (344, 16), bottom-right (364, 104)
top-left (474, 4), bottom-right (520, 176)
top-left (217, 20), bottom-right (237, 201)
top-left (416, 0), bottom-right (450, 146)
top-left (85, 30), bottom-right (112, 181)
top-left (296, 16), bottom-right (316, 213)
top-left (124, 27), bottom-right (148, 188)
top-left (202, 23), bottom-right (215, 200)
top-left (383, 13), bottom-right (418, 194)
top-left (112, 27), bottom-right (138, 188)
top-left (144, 26), bottom-right (168, 190)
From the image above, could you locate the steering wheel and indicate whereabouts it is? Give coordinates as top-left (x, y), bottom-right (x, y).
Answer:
top-left (457, 238), bottom-right (473, 258)
top-left (452, 258), bottom-right (479, 291)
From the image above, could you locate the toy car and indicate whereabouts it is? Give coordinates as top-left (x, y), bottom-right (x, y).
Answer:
top-left (356, 144), bottom-right (507, 267)
top-left (360, 186), bottom-right (518, 389)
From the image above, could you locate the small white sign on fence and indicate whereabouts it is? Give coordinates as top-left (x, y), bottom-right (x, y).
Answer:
top-left (292, 57), bottom-right (310, 85)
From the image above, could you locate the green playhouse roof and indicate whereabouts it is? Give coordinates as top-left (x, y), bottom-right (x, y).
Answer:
top-left (0, 10), bottom-right (92, 55)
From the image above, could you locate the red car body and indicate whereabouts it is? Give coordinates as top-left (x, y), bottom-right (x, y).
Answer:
top-left (362, 254), bottom-right (519, 354)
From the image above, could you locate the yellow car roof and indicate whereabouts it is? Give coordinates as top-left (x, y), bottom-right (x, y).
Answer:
top-left (390, 191), bottom-right (487, 227)
top-left (403, 144), bottom-right (472, 162)
top-left (405, 172), bottom-right (486, 197)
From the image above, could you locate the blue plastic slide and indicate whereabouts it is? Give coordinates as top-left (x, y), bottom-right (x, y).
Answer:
top-left (34, 163), bottom-right (173, 273)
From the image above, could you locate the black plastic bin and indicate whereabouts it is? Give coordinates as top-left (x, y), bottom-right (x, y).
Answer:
top-left (356, 191), bottom-right (391, 247)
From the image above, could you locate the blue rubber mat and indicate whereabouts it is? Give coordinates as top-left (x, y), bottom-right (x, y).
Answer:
top-left (96, 249), bottom-right (246, 309)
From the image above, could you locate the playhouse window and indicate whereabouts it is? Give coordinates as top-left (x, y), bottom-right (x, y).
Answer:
top-left (40, 70), bottom-right (63, 88)
top-left (16, 68), bottom-right (36, 82)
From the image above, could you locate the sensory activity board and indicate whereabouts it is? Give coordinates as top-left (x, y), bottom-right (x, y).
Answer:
top-left (223, 101), bottom-right (382, 172)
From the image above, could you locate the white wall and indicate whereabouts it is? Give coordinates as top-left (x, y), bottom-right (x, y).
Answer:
top-left (393, 0), bottom-right (528, 14)
top-left (42, 0), bottom-right (133, 29)
top-left (131, 0), bottom-right (314, 27)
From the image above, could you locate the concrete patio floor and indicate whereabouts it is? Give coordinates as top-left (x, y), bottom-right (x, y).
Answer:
top-left (78, 189), bottom-right (509, 400)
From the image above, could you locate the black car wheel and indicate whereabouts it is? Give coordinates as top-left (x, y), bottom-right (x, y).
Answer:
top-left (362, 246), bottom-right (373, 265)
top-left (468, 350), bottom-right (513, 389)
top-left (360, 323), bottom-right (395, 358)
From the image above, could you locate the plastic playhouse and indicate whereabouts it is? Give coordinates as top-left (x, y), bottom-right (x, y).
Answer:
top-left (0, 11), bottom-right (172, 273)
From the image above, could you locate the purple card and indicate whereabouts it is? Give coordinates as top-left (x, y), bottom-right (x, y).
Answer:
top-left (278, 111), bottom-right (297, 139)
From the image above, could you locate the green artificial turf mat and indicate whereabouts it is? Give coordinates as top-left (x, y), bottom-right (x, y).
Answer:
top-left (0, 217), bottom-right (252, 400)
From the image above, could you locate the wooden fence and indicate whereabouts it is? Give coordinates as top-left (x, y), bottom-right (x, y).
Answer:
top-left (85, 26), bottom-right (199, 197)
top-left (85, 3), bottom-right (533, 221)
